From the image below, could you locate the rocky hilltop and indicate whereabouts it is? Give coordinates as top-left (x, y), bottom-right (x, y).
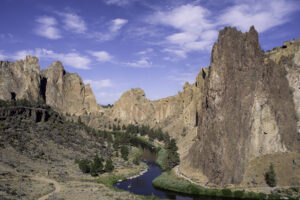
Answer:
top-left (186, 27), bottom-right (300, 186)
top-left (0, 57), bottom-right (100, 115)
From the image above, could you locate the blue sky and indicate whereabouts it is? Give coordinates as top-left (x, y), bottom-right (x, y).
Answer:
top-left (0, 0), bottom-right (299, 104)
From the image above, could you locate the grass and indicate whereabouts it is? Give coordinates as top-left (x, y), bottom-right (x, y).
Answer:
top-left (155, 147), bottom-right (167, 170)
top-left (97, 174), bottom-right (127, 189)
top-left (152, 171), bottom-right (294, 199)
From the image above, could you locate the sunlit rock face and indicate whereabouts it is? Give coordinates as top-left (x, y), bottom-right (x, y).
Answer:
top-left (0, 56), bottom-right (41, 102)
top-left (41, 61), bottom-right (100, 115)
top-left (187, 26), bottom-right (299, 186)
top-left (0, 57), bottom-right (100, 115)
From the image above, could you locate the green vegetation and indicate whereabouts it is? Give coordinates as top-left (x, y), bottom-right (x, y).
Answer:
top-left (97, 174), bottom-right (126, 189)
top-left (104, 158), bottom-right (114, 172)
top-left (152, 171), bottom-right (290, 199)
top-left (78, 156), bottom-right (114, 176)
top-left (162, 139), bottom-right (180, 170)
top-left (78, 159), bottom-right (90, 173)
top-left (90, 155), bottom-right (104, 176)
top-left (265, 163), bottom-right (277, 187)
top-left (156, 147), bottom-right (167, 170)
top-left (120, 145), bottom-right (129, 161)
top-left (133, 149), bottom-right (142, 165)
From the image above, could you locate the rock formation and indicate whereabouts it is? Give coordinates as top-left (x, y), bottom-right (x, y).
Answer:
top-left (0, 56), bottom-right (42, 102)
top-left (41, 61), bottom-right (100, 115)
top-left (0, 57), bottom-right (100, 115)
top-left (187, 26), bottom-right (300, 186)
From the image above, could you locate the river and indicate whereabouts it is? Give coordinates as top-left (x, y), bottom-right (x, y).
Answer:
top-left (114, 147), bottom-right (231, 200)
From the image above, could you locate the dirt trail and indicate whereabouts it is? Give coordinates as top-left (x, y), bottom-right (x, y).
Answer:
top-left (32, 176), bottom-right (61, 200)
top-left (174, 166), bottom-right (300, 193)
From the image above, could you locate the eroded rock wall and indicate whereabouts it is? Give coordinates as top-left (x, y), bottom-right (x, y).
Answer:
top-left (187, 26), bottom-right (299, 186)
top-left (0, 57), bottom-right (100, 116)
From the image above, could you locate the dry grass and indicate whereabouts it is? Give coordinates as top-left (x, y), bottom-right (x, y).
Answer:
top-left (241, 152), bottom-right (300, 187)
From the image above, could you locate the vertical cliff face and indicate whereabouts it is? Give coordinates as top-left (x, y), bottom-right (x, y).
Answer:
top-left (188, 27), bottom-right (299, 185)
top-left (0, 56), bottom-right (42, 102)
top-left (0, 57), bottom-right (100, 115)
top-left (41, 61), bottom-right (100, 115)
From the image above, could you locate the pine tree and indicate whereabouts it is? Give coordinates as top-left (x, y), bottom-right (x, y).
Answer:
top-left (265, 163), bottom-right (277, 187)
top-left (121, 145), bottom-right (129, 161)
top-left (105, 159), bottom-right (114, 172)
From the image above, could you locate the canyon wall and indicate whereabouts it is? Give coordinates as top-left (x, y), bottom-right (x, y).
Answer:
top-left (0, 56), bottom-right (100, 115)
top-left (186, 26), bottom-right (300, 186)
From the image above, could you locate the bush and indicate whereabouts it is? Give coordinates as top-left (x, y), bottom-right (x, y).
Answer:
top-left (265, 163), bottom-right (277, 187)
top-left (121, 145), bottom-right (129, 161)
top-left (233, 190), bottom-right (244, 198)
top-left (78, 159), bottom-right (90, 173)
top-left (90, 155), bottom-right (104, 176)
top-left (221, 188), bottom-right (232, 197)
top-left (105, 158), bottom-right (114, 172)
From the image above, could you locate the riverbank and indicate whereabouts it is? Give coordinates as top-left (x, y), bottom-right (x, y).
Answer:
top-left (152, 170), bottom-right (300, 200)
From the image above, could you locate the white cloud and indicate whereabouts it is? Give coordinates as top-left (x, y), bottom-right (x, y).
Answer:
top-left (35, 16), bottom-right (61, 39)
top-left (137, 48), bottom-right (153, 55)
top-left (150, 0), bottom-right (298, 59)
top-left (88, 51), bottom-right (112, 62)
top-left (91, 18), bottom-right (128, 41)
top-left (58, 12), bottom-right (87, 34)
top-left (163, 48), bottom-right (187, 58)
top-left (0, 51), bottom-right (6, 60)
top-left (218, 0), bottom-right (299, 32)
top-left (151, 4), bottom-right (216, 58)
top-left (104, 0), bottom-right (137, 6)
top-left (84, 79), bottom-right (113, 89)
top-left (110, 18), bottom-right (128, 32)
top-left (11, 48), bottom-right (91, 70)
top-left (124, 57), bottom-right (152, 68)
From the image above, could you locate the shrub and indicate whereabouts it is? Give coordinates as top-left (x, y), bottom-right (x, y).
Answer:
top-left (233, 190), bottom-right (245, 198)
top-left (265, 163), bottom-right (277, 187)
top-left (221, 188), bottom-right (232, 197)
top-left (105, 158), bottom-right (114, 172)
top-left (90, 155), bottom-right (104, 176)
top-left (186, 184), bottom-right (201, 194)
top-left (121, 145), bottom-right (129, 161)
top-left (78, 159), bottom-right (90, 173)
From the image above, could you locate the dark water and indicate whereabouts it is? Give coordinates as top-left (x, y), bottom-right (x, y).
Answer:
top-left (114, 148), bottom-right (231, 200)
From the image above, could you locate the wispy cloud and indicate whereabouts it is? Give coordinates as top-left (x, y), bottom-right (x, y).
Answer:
top-left (110, 18), bottom-right (128, 32)
top-left (10, 48), bottom-right (91, 70)
top-left (88, 50), bottom-right (113, 62)
top-left (35, 16), bottom-right (61, 39)
top-left (58, 12), bottom-right (87, 34)
top-left (150, 4), bottom-right (216, 58)
top-left (104, 0), bottom-right (138, 6)
top-left (0, 51), bottom-right (6, 60)
top-left (218, 0), bottom-right (299, 32)
top-left (84, 79), bottom-right (113, 89)
top-left (124, 57), bottom-right (152, 68)
top-left (149, 0), bottom-right (298, 59)
top-left (137, 48), bottom-right (153, 55)
top-left (90, 18), bottom-right (128, 41)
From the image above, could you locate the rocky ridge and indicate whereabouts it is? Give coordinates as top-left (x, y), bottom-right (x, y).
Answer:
top-left (0, 56), bottom-right (100, 116)
top-left (186, 26), bottom-right (300, 186)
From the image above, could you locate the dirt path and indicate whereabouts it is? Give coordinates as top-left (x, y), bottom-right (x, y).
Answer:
top-left (174, 166), bottom-right (300, 193)
top-left (174, 165), bottom-right (207, 186)
top-left (32, 176), bottom-right (61, 200)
